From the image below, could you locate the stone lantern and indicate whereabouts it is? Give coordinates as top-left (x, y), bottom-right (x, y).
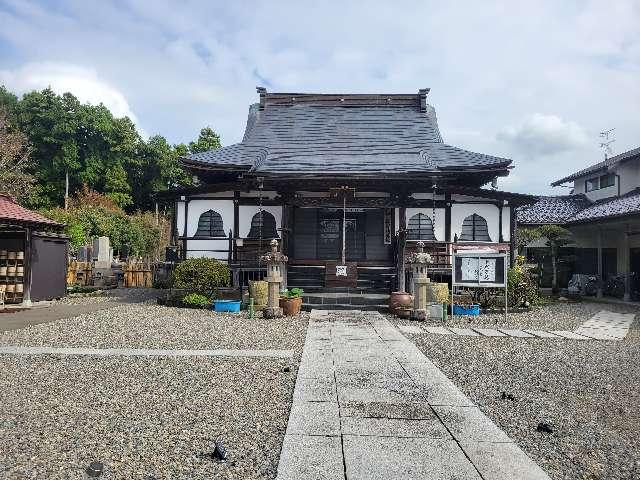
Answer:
top-left (260, 239), bottom-right (288, 318)
top-left (409, 241), bottom-right (432, 320)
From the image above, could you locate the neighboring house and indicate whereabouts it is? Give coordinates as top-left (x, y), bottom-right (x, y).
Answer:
top-left (517, 147), bottom-right (640, 300)
top-left (165, 88), bottom-right (534, 290)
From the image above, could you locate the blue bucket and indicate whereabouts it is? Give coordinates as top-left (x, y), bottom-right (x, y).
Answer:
top-left (213, 300), bottom-right (242, 313)
top-left (452, 304), bottom-right (481, 316)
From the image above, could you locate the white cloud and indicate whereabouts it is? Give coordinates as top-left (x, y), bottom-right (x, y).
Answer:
top-left (0, 0), bottom-right (638, 195)
top-left (497, 114), bottom-right (589, 156)
top-left (0, 62), bottom-right (146, 137)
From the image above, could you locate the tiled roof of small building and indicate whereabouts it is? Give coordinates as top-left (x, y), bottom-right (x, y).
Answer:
top-left (517, 195), bottom-right (592, 225)
top-left (0, 194), bottom-right (62, 227)
top-left (568, 188), bottom-right (640, 223)
top-left (183, 89), bottom-right (512, 175)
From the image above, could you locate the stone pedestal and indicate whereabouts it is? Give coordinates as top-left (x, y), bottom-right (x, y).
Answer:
top-left (262, 240), bottom-right (288, 319)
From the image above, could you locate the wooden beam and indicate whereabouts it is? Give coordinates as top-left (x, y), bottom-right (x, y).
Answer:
top-left (444, 192), bottom-right (451, 242)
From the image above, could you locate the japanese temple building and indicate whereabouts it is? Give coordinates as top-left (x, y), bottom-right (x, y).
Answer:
top-left (168, 88), bottom-right (534, 291)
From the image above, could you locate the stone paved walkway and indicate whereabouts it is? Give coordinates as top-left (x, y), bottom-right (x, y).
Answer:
top-left (277, 309), bottom-right (550, 479)
top-left (401, 310), bottom-right (636, 341)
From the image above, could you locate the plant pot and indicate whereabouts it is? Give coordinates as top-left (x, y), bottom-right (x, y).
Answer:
top-left (280, 296), bottom-right (303, 316)
top-left (389, 291), bottom-right (413, 314)
top-left (248, 280), bottom-right (268, 307)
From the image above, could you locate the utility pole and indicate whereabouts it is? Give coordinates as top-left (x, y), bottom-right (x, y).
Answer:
top-left (64, 170), bottom-right (69, 210)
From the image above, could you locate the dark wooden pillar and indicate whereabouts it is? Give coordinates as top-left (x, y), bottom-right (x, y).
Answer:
top-left (597, 228), bottom-right (603, 298)
top-left (397, 202), bottom-right (407, 292)
top-left (23, 227), bottom-right (32, 305)
top-left (498, 203), bottom-right (504, 243)
top-left (233, 191), bottom-right (240, 262)
top-left (444, 192), bottom-right (452, 242)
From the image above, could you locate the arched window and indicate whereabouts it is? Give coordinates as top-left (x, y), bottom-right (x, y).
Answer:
top-left (407, 213), bottom-right (436, 241)
top-left (460, 214), bottom-right (491, 242)
top-left (194, 210), bottom-right (226, 237)
top-left (247, 211), bottom-right (279, 239)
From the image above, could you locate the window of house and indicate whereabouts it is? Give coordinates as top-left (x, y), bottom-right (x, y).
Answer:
top-left (194, 210), bottom-right (226, 237)
top-left (247, 211), bottom-right (279, 239)
top-left (407, 213), bottom-right (436, 241)
top-left (459, 214), bottom-right (491, 242)
top-left (585, 177), bottom-right (599, 192)
top-left (599, 173), bottom-right (615, 188)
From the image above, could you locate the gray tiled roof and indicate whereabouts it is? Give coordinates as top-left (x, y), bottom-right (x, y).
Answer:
top-left (517, 189), bottom-right (640, 225)
top-left (516, 195), bottom-right (592, 225)
top-left (551, 146), bottom-right (640, 186)
top-left (568, 189), bottom-right (640, 223)
top-left (184, 92), bottom-right (512, 175)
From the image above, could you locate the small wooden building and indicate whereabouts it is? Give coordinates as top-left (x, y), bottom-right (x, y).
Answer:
top-left (165, 88), bottom-right (534, 290)
top-left (0, 194), bottom-right (68, 305)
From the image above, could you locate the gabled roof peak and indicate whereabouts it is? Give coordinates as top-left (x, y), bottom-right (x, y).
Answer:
top-left (256, 87), bottom-right (430, 111)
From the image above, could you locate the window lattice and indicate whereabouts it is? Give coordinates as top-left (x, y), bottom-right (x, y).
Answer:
top-left (459, 214), bottom-right (491, 242)
top-left (407, 213), bottom-right (436, 241)
top-left (194, 210), bottom-right (226, 237)
top-left (247, 211), bottom-right (279, 239)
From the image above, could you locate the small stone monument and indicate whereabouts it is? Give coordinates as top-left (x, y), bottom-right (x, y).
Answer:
top-left (409, 241), bottom-right (432, 321)
top-left (261, 239), bottom-right (288, 318)
top-left (92, 236), bottom-right (112, 269)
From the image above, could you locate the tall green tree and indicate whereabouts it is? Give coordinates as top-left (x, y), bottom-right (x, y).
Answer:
top-left (188, 127), bottom-right (221, 153)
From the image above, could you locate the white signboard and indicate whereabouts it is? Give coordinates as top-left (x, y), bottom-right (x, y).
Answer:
top-left (461, 257), bottom-right (497, 283)
top-left (336, 265), bottom-right (348, 277)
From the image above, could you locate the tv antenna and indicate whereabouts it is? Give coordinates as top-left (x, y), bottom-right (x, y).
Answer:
top-left (599, 128), bottom-right (615, 160)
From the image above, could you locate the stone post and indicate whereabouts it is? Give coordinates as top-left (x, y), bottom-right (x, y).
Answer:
top-left (411, 241), bottom-right (430, 321)
top-left (262, 239), bottom-right (288, 318)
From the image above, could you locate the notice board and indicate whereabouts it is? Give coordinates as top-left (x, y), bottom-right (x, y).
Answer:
top-left (452, 252), bottom-right (507, 288)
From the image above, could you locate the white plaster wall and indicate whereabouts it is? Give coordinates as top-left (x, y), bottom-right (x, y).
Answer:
top-left (405, 208), bottom-right (446, 241)
top-left (176, 201), bottom-right (185, 236)
top-left (185, 239), bottom-right (230, 260)
top-left (451, 203), bottom-right (500, 243)
top-left (617, 162), bottom-right (640, 196)
top-left (502, 206), bottom-right (511, 242)
top-left (239, 205), bottom-right (282, 238)
top-left (186, 199), bottom-right (234, 237)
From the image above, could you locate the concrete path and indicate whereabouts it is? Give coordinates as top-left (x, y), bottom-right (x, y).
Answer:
top-left (574, 310), bottom-right (636, 340)
top-left (277, 309), bottom-right (549, 480)
top-left (0, 346), bottom-right (293, 359)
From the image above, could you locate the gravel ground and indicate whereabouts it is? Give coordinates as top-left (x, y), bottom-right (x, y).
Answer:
top-left (0, 304), bottom-right (309, 351)
top-left (58, 288), bottom-right (162, 305)
top-left (0, 303), bottom-right (309, 479)
top-left (399, 304), bottom-right (640, 479)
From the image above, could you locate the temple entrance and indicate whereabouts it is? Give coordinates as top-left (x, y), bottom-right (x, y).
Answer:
top-left (292, 207), bottom-right (390, 262)
top-left (318, 209), bottom-right (366, 261)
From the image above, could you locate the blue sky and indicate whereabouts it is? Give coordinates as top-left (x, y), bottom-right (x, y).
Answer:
top-left (1, 0), bottom-right (639, 195)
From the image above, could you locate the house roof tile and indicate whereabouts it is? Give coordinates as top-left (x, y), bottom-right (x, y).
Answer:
top-left (0, 194), bottom-right (63, 227)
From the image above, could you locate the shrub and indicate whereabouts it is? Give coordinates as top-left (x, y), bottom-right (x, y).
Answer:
top-left (508, 255), bottom-right (539, 307)
top-left (172, 257), bottom-right (230, 298)
top-left (181, 293), bottom-right (211, 308)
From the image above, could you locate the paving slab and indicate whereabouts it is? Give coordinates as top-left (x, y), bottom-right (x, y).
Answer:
top-left (473, 328), bottom-right (507, 337)
top-left (286, 401), bottom-right (341, 435)
top-left (498, 328), bottom-right (535, 338)
top-left (340, 401), bottom-right (435, 420)
top-left (423, 325), bottom-right (455, 335)
top-left (432, 405), bottom-right (513, 443)
top-left (550, 330), bottom-right (592, 340)
top-left (573, 328), bottom-right (625, 340)
top-left (277, 434), bottom-right (345, 480)
top-left (397, 324), bottom-right (424, 335)
top-left (447, 327), bottom-right (480, 336)
top-left (293, 376), bottom-right (338, 402)
top-left (459, 439), bottom-right (552, 480)
top-left (341, 416), bottom-right (451, 439)
top-left (343, 435), bottom-right (482, 480)
top-left (523, 329), bottom-right (561, 338)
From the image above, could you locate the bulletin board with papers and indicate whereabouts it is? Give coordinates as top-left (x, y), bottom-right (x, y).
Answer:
top-left (453, 252), bottom-right (507, 288)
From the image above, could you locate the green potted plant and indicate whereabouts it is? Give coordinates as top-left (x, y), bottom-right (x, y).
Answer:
top-left (279, 288), bottom-right (304, 316)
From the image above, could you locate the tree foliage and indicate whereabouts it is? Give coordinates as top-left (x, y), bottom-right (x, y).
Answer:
top-left (0, 85), bottom-right (221, 212)
top-left (0, 108), bottom-right (34, 202)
